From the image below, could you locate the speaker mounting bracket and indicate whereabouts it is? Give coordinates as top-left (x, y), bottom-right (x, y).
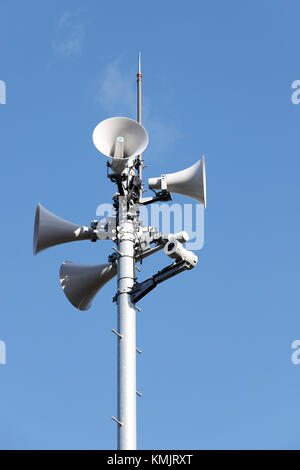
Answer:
top-left (93, 216), bottom-right (117, 241)
top-left (129, 260), bottom-right (193, 303)
top-left (139, 190), bottom-right (172, 206)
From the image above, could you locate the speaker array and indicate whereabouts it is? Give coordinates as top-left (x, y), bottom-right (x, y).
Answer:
top-left (34, 115), bottom-right (206, 310)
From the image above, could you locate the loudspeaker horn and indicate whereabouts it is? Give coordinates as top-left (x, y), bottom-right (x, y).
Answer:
top-left (60, 261), bottom-right (117, 311)
top-left (148, 156), bottom-right (206, 207)
top-left (92, 117), bottom-right (148, 173)
top-left (33, 203), bottom-right (91, 255)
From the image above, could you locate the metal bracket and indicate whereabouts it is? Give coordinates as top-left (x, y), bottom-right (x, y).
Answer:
top-left (108, 252), bottom-right (118, 263)
top-left (90, 220), bottom-right (99, 242)
top-left (93, 216), bottom-right (117, 241)
top-left (112, 287), bottom-right (132, 303)
top-left (130, 260), bottom-right (192, 303)
top-left (139, 190), bottom-right (172, 206)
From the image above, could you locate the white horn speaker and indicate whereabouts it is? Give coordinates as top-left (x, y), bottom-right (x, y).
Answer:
top-left (33, 204), bottom-right (91, 255)
top-left (148, 156), bottom-right (206, 207)
top-left (92, 117), bottom-right (148, 173)
top-left (59, 261), bottom-right (117, 311)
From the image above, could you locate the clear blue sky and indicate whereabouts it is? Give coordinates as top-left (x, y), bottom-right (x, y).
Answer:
top-left (0, 0), bottom-right (300, 450)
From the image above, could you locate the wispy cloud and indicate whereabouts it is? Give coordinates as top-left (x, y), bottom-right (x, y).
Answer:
top-left (97, 58), bottom-right (136, 117)
top-left (97, 57), bottom-right (181, 158)
top-left (52, 10), bottom-right (86, 56)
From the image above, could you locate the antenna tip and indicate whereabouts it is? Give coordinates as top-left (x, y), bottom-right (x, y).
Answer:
top-left (137, 51), bottom-right (142, 76)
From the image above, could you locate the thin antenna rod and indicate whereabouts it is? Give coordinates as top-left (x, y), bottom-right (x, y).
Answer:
top-left (137, 51), bottom-right (143, 192)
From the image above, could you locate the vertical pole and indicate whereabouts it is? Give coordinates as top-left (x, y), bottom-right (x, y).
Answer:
top-left (116, 52), bottom-right (142, 450)
top-left (137, 52), bottom-right (143, 194)
top-left (117, 196), bottom-right (137, 450)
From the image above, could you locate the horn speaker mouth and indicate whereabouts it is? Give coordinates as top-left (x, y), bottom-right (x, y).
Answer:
top-left (33, 204), bottom-right (41, 255)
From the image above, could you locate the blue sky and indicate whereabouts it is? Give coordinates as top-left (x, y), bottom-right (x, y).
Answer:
top-left (1, 0), bottom-right (300, 450)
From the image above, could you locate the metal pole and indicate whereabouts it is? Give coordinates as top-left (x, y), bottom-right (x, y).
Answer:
top-left (137, 52), bottom-right (143, 191)
top-left (116, 53), bottom-right (142, 450)
top-left (117, 196), bottom-right (137, 450)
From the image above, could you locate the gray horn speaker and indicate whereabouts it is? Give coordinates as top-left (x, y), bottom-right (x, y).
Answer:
top-left (148, 156), bottom-right (206, 207)
top-left (59, 261), bottom-right (117, 311)
top-left (33, 203), bottom-right (91, 255)
top-left (92, 117), bottom-right (148, 173)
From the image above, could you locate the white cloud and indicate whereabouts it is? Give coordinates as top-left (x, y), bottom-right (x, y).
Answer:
top-left (97, 58), bottom-right (181, 158)
top-left (97, 58), bottom-right (136, 117)
top-left (52, 10), bottom-right (86, 56)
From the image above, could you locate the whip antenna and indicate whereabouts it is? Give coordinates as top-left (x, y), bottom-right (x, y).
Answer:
top-left (137, 51), bottom-right (143, 194)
